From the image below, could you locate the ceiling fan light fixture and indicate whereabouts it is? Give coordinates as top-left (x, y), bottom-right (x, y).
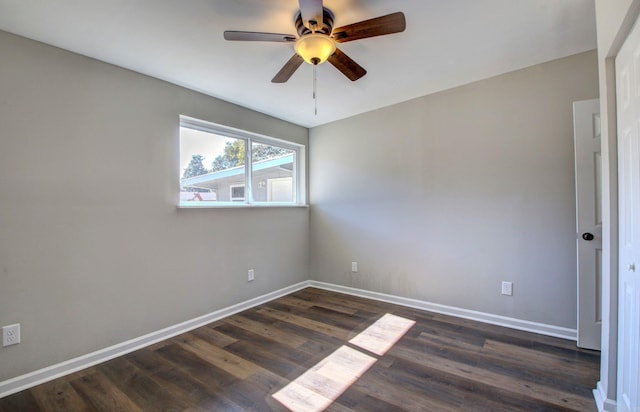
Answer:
top-left (294, 33), bottom-right (336, 65)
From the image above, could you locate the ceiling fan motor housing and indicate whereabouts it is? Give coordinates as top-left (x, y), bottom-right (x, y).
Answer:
top-left (295, 7), bottom-right (335, 36)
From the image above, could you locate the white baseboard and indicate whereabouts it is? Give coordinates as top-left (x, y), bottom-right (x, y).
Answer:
top-left (1, 280), bottom-right (579, 399)
top-left (308, 281), bottom-right (578, 341)
top-left (0, 281), bottom-right (309, 399)
top-left (593, 381), bottom-right (617, 412)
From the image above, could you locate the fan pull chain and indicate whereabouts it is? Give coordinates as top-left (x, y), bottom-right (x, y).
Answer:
top-left (313, 63), bottom-right (318, 115)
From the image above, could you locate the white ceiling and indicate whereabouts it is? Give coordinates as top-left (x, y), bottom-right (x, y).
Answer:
top-left (0, 1), bottom-right (597, 128)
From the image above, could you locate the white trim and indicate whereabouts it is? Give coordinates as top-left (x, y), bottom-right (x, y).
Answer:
top-left (593, 381), bottom-right (618, 411)
top-left (0, 281), bottom-right (309, 399)
top-left (308, 281), bottom-right (578, 340)
top-left (0, 280), bottom-right (579, 399)
top-left (177, 203), bottom-right (309, 209)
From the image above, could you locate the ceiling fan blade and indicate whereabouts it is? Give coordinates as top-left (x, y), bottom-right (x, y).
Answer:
top-left (224, 31), bottom-right (296, 42)
top-left (332, 12), bottom-right (406, 43)
top-left (272, 54), bottom-right (305, 83)
top-left (328, 48), bottom-right (367, 81)
top-left (299, 0), bottom-right (323, 29)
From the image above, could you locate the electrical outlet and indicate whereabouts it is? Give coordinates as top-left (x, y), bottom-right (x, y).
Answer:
top-left (2, 324), bottom-right (21, 347)
top-left (501, 281), bottom-right (513, 296)
top-left (351, 262), bottom-right (358, 273)
top-left (248, 269), bottom-right (255, 282)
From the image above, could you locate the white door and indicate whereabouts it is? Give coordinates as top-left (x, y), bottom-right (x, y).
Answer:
top-left (616, 16), bottom-right (640, 412)
top-left (573, 99), bottom-right (602, 350)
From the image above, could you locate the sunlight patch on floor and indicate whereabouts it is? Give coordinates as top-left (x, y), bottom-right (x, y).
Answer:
top-left (272, 346), bottom-right (375, 412)
top-left (272, 313), bottom-right (415, 411)
top-left (349, 313), bottom-right (416, 356)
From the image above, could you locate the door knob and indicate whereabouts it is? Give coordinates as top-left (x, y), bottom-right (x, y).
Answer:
top-left (629, 263), bottom-right (636, 272)
top-left (582, 232), bottom-right (594, 241)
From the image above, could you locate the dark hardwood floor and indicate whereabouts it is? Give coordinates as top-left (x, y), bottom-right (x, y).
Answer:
top-left (0, 287), bottom-right (600, 411)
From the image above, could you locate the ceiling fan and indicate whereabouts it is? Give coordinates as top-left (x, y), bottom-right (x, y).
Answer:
top-left (223, 0), bottom-right (406, 83)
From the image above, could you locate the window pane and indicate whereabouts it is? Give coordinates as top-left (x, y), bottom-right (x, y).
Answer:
top-left (251, 142), bottom-right (294, 203)
top-left (180, 127), bottom-right (246, 204)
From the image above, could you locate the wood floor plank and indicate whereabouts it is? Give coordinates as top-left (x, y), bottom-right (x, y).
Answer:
top-left (97, 356), bottom-right (190, 411)
top-left (333, 388), bottom-right (408, 412)
top-left (0, 389), bottom-right (44, 412)
top-left (70, 372), bottom-right (143, 412)
top-left (389, 343), bottom-right (596, 411)
top-left (225, 375), bottom-right (291, 411)
top-left (127, 346), bottom-right (245, 411)
top-left (409, 319), bottom-right (489, 348)
top-left (426, 310), bottom-right (595, 354)
top-left (351, 365), bottom-right (456, 412)
top-left (482, 338), bottom-right (599, 376)
top-left (215, 322), bottom-right (316, 368)
top-left (414, 332), bottom-right (598, 393)
top-left (222, 313), bottom-right (308, 347)
top-left (278, 294), bottom-right (359, 316)
top-left (188, 324), bottom-right (238, 348)
top-left (257, 306), bottom-right (352, 340)
top-left (0, 287), bottom-right (599, 412)
top-left (276, 294), bottom-right (314, 309)
top-left (154, 342), bottom-right (238, 389)
top-left (412, 312), bottom-right (599, 366)
top-left (266, 300), bottom-right (371, 333)
top-left (31, 380), bottom-right (96, 412)
top-left (177, 333), bottom-right (265, 380)
top-left (294, 288), bottom-right (395, 314)
top-left (241, 309), bottom-right (347, 356)
top-left (384, 355), bottom-right (543, 412)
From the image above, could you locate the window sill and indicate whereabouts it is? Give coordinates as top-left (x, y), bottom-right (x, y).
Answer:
top-left (177, 202), bottom-right (309, 209)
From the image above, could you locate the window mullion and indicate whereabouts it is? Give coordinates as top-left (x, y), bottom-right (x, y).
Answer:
top-left (292, 150), bottom-right (298, 204)
top-left (245, 138), bottom-right (253, 204)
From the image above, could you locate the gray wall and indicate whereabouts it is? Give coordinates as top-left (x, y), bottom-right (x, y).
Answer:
top-left (0, 31), bottom-right (308, 381)
top-left (309, 50), bottom-right (599, 329)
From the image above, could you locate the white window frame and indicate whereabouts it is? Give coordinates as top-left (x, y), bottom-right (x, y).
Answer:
top-left (179, 115), bottom-right (306, 208)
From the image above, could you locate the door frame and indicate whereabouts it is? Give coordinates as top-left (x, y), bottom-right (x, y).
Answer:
top-left (595, 2), bottom-right (640, 411)
top-left (614, 12), bottom-right (640, 410)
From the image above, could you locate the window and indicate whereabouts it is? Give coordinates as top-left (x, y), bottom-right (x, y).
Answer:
top-left (230, 184), bottom-right (245, 201)
top-left (179, 116), bottom-right (305, 207)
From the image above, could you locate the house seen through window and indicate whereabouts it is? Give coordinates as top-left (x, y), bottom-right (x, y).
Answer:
top-left (179, 117), bottom-right (303, 206)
